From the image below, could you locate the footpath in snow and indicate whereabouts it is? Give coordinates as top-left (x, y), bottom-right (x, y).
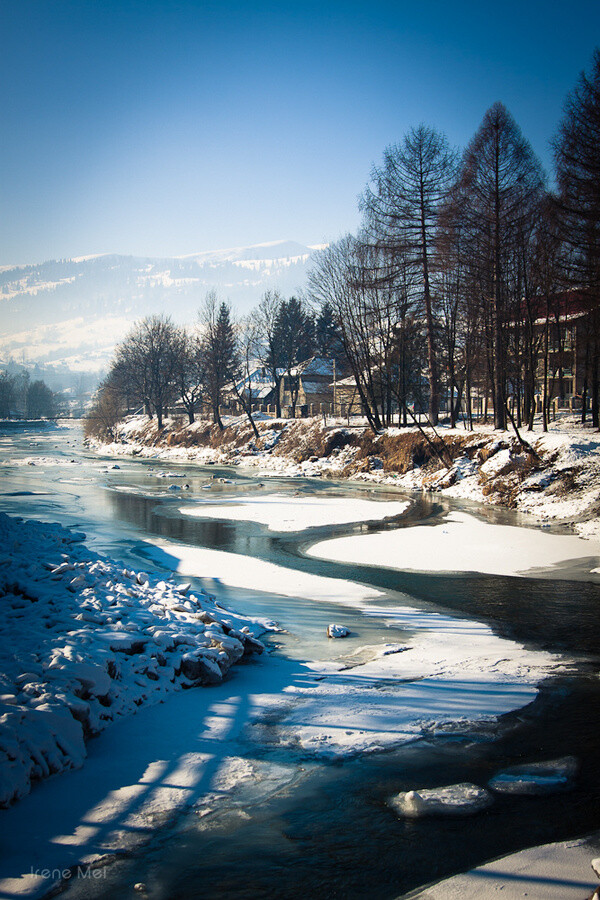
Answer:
top-left (0, 512), bottom-right (266, 809)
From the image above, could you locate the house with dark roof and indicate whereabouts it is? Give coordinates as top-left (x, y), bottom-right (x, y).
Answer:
top-left (279, 357), bottom-right (336, 416)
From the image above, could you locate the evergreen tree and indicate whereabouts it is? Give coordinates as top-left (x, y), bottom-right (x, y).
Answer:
top-left (199, 293), bottom-right (236, 430)
top-left (26, 380), bottom-right (55, 419)
top-left (273, 296), bottom-right (315, 416)
top-left (0, 373), bottom-right (16, 418)
top-left (315, 301), bottom-right (345, 365)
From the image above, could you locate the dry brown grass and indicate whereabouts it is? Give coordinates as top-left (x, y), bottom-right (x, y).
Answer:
top-left (271, 421), bottom-right (472, 474)
top-left (352, 431), bottom-right (471, 474)
top-left (115, 416), bottom-right (484, 480)
top-left (479, 451), bottom-right (540, 506)
top-left (478, 441), bottom-right (509, 463)
top-left (481, 472), bottom-right (522, 507)
top-left (549, 466), bottom-right (580, 495)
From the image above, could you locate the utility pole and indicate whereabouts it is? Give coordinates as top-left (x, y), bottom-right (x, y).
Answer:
top-left (333, 358), bottom-right (337, 419)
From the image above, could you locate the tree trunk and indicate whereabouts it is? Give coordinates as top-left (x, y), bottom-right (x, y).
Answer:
top-left (592, 339), bottom-right (599, 429)
top-left (493, 127), bottom-right (507, 431)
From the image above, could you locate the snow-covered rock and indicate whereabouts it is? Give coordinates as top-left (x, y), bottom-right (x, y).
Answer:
top-left (488, 756), bottom-right (578, 795)
top-left (327, 624), bottom-right (350, 639)
top-left (0, 512), bottom-right (266, 808)
top-left (389, 783), bottom-right (493, 817)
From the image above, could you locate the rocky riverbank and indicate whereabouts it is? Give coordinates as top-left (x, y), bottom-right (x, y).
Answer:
top-left (92, 413), bottom-right (600, 541)
top-left (0, 512), bottom-right (267, 808)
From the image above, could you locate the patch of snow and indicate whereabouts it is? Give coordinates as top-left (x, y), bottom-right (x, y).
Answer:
top-left (408, 835), bottom-right (600, 899)
top-left (142, 537), bottom-right (565, 759)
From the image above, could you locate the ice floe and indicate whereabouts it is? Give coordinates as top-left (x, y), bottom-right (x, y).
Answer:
top-left (307, 510), bottom-right (600, 578)
top-left (389, 783), bottom-right (493, 817)
top-left (488, 756), bottom-right (578, 795)
top-left (179, 493), bottom-right (409, 532)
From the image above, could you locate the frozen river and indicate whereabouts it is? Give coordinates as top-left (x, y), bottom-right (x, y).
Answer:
top-left (1, 421), bottom-right (599, 899)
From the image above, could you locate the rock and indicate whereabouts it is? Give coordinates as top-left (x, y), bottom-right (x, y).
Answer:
top-left (242, 634), bottom-right (265, 656)
top-left (134, 884), bottom-right (147, 894)
top-left (489, 756), bottom-right (578, 795)
top-left (67, 574), bottom-right (87, 592)
top-left (389, 783), bottom-right (493, 818)
top-left (180, 652), bottom-right (223, 685)
top-left (327, 624), bottom-right (350, 639)
top-left (592, 857), bottom-right (600, 879)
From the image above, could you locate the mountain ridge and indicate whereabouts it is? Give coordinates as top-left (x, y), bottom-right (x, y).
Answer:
top-left (0, 240), bottom-right (324, 378)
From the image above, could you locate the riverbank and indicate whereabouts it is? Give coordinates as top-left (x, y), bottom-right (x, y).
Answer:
top-left (91, 412), bottom-right (600, 541)
top-left (405, 833), bottom-right (600, 899)
top-left (0, 512), bottom-right (266, 809)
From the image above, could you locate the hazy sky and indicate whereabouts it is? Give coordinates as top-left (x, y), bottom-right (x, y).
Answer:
top-left (1, 0), bottom-right (599, 266)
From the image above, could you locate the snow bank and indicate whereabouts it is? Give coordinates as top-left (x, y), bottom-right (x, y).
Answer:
top-left (0, 513), bottom-right (265, 808)
top-left (409, 835), bottom-right (600, 899)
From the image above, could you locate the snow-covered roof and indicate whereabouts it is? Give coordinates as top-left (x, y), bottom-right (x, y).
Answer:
top-left (234, 365), bottom-right (276, 395)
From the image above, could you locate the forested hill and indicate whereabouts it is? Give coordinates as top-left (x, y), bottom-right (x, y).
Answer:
top-left (0, 241), bottom-right (321, 373)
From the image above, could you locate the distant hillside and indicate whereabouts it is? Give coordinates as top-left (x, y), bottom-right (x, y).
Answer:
top-left (0, 240), bottom-right (323, 376)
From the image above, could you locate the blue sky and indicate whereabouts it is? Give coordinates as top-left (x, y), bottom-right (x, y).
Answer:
top-left (1, 0), bottom-right (599, 266)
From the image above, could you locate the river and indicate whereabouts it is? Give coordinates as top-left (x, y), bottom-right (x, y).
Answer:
top-left (1, 421), bottom-right (599, 900)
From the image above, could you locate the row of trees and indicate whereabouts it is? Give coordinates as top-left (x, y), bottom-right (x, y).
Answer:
top-left (91, 50), bottom-right (600, 438)
top-left (87, 290), bottom-right (343, 438)
top-left (0, 372), bottom-right (56, 419)
top-left (308, 51), bottom-right (600, 432)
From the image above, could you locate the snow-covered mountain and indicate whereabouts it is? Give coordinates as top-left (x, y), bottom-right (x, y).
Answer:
top-left (0, 240), bottom-right (324, 378)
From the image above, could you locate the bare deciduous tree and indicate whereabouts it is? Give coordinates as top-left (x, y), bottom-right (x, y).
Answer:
top-left (253, 290), bottom-right (285, 417)
top-left (361, 125), bottom-right (457, 424)
top-left (456, 103), bottom-right (545, 429)
top-left (554, 49), bottom-right (600, 428)
top-left (115, 314), bottom-right (180, 428)
top-left (173, 327), bottom-right (204, 425)
top-left (231, 315), bottom-right (261, 439)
